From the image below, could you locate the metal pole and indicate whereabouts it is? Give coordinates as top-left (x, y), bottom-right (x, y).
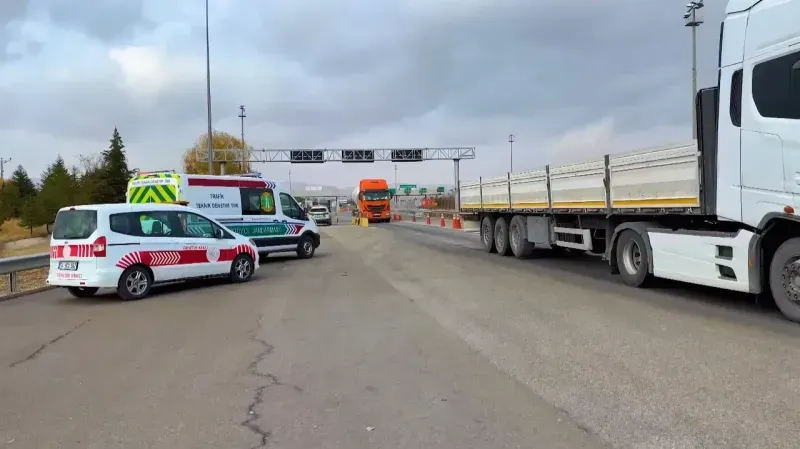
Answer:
top-left (508, 134), bottom-right (514, 173)
top-left (394, 164), bottom-right (398, 205)
top-left (453, 159), bottom-right (461, 211)
top-left (0, 157), bottom-right (10, 181)
top-left (288, 169), bottom-right (292, 193)
top-left (238, 105), bottom-right (246, 172)
top-left (691, 19), bottom-right (698, 140)
top-left (205, 0), bottom-right (214, 174)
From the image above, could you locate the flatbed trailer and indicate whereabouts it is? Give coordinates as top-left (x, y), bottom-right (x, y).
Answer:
top-left (459, 0), bottom-right (800, 323)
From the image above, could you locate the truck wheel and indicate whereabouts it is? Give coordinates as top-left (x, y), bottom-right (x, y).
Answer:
top-left (509, 215), bottom-right (535, 258)
top-left (615, 230), bottom-right (652, 287)
top-left (117, 265), bottom-right (153, 300)
top-left (296, 234), bottom-right (316, 259)
top-left (768, 238), bottom-right (800, 323)
top-left (481, 216), bottom-right (497, 253)
top-left (494, 217), bottom-right (511, 256)
top-left (67, 287), bottom-right (99, 298)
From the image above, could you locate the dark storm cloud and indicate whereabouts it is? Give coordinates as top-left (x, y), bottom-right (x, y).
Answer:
top-left (42, 0), bottom-right (154, 42)
top-left (238, 0), bottom-right (726, 141)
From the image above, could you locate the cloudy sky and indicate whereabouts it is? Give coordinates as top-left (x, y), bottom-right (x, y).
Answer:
top-left (1, 0), bottom-right (725, 187)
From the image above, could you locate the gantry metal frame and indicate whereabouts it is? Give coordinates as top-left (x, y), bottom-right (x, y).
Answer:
top-left (210, 147), bottom-right (475, 163)
top-left (209, 147), bottom-right (476, 209)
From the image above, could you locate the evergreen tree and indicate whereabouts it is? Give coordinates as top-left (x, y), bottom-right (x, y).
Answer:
top-left (0, 181), bottom-right (21, 220)
top-left (0, 181), bottom-right (20, 226)
top-left (18, 193), bottom-right (46, 235)
top-left (10, 165), bottom-right (36, 201)
top-left (39, 156), bottom-right (76, 224)
top-left (94, 127), bottom-right (134, 203)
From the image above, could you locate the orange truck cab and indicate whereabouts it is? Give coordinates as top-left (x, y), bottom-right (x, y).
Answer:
top-left (351, 179), bottom-right (392, 223)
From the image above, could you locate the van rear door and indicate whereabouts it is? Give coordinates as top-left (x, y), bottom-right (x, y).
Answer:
top-left (50, 208), bottom-right (103, 283)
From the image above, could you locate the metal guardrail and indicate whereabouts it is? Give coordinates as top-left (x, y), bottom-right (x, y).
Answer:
top-left (0, 252), bottom-right (50, 295)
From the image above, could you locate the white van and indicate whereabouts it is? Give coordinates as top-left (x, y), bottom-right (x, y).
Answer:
top-left (127, 171), bottom-right (320, 262)
top-left (46, 203), bottom-right (260, 300)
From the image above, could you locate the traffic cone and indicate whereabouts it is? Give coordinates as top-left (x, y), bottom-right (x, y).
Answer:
top-left (453, 214), bottom-right (463, 230)
top-left (412, 214), bottom-right (416, 223)
top-left (398, 213), bottom-right (402, 221)
top-left (440, 214), bottom-right (446, 227)
top-left (426, 214), bottom-right (431, 225)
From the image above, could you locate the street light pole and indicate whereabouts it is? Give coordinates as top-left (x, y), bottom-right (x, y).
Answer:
top-left (238, 105), bottom-right (246, 172)
top-left (684, 1), bottom-right (704, 140)
top-left (508, 134), bottom-right (514, 173)
top-left (205, 0), bottom-right (214, 174)
top-left (0, 157), bottom-right (10, 184)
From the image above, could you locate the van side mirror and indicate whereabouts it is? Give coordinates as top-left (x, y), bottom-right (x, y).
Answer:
top-left (214, 227), bottom-right (225, 239)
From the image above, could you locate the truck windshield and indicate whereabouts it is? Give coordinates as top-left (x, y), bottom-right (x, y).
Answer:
top-left (364, 190), bottom-right (390, 201)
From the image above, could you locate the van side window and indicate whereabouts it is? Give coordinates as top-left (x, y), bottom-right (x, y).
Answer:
top-left (240, 188), bottom-right (276, 216)
top-left (752, 49), bottom-right (800, 119)
top-left (138, 212), bottom-right (176, 237)
top-left (176, 212), bottom-right (230, 238)
top-left (279, 192), bottom-right (302, 220)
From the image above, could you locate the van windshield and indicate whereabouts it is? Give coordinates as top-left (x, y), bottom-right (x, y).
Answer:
top-left (364, 190), bottom-right (390, 201)
top-left (53, 209), bottom-right (98, 240)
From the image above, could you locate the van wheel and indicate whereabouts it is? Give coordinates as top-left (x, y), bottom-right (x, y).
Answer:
top-left (297, 234), bottom-right (316, 259)
top-left (768, 238), bottom-right (800, 323)
top-left (494, 217), bottom-right (511, 256)
top-left (230, 254), bottom-right (255, 283)
top-left (67, 287), bottom-right (99, 298)
top-left (117, 266), bottom-right (153, 300)
top-left (615, 230), bottom-right (652, 287)
top-left (258, 253), bottom-right (269, 264)
top-left (481, 216), bottom-right (497, 253)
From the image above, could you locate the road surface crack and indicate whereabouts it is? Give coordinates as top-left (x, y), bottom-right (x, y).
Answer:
top-left (241, 314), bottom-right (302, 449)
top-left (8, 319), bottom-right (91, 368)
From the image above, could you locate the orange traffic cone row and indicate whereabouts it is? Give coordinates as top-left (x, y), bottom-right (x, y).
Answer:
top-left (453, 214), bottom-right (463, 230)
top-left (440, 214), bottom-right (446, 227)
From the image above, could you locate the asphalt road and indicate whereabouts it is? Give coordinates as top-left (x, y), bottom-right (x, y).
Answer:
top-left (1, 219), bottom-right (799, 448)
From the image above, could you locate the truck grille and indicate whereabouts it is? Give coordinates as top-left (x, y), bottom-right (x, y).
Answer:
top-left (367, 205), bottom-right (385, 213)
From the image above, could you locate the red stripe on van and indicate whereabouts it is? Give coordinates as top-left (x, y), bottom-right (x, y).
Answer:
top-left (187, 178), bottom-right (267, 188)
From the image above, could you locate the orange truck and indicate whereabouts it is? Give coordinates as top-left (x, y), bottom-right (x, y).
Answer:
top-left (351, 178), bottom-right (392, 223)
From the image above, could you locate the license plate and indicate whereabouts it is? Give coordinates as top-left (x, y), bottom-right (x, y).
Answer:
top-left (58, 261), bottom-right (79, 271)
top-left (373, 214), bottom-right (380, 217)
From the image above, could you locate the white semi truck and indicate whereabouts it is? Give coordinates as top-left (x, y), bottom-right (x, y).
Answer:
top-left (459, 0), bottom-right (800, 322)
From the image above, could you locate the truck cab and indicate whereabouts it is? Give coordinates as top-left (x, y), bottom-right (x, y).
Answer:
top-left (352, 179), bottom-right (392, 223)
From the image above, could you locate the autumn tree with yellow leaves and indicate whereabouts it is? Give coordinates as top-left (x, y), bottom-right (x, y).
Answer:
top-left (182, 131), bottom-right (254, 175)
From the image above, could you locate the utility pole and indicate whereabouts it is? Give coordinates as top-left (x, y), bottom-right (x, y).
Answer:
top-left (205, 0), bottom-right (214, 174)
top-left (238, 105), bottom-right (246, 172)
top-left (508, 134), bottom-right (515, 173)
top-left (394, 164), bottom-right (398, 205)
top-left (288, 169), bottom-right (292, 193)
top-left (0, 157), bottom-right (10, 184)
top-left (684, 1), bottom-right (704, 140)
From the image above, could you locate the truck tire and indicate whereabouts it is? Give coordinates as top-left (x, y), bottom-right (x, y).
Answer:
top-left (494, 217), bottom-right (511, 256)
top-left (615, 230), bottom-right (652, 287)
top-left (509, 215), bottom-right (535, 258)
top-left (768, 238), bottom-right (800, 323)
top-left (481, 216), bottom-right (496, 253)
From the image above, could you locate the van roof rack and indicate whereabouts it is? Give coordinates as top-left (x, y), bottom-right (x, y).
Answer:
top-left (139, 169), bottom-right (176, 175)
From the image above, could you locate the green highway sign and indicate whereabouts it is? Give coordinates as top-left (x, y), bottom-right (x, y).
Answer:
top-left (403, 188), bottom-right (412, 194)
top-left (436, 186), bottom-right (445, 193)
top-left (419, 188), bottom-right (427, 194)
top-left (389, 188), bottom-right (396, 195)
top-left (399, 184), bottom-right (416, 189)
